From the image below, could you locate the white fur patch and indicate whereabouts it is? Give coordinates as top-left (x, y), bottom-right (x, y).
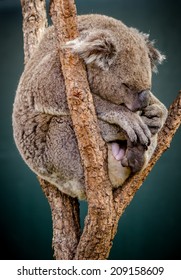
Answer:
top-left (107, 144), bottom-right (131, 188)
top-left (35, 170), bottom-right (86, 200)
top-left (34, 103), bottom-right (69, 116)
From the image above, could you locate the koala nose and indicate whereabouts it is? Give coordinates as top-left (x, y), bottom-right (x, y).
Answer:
top-left (138, 90), bottom-right (150, 108)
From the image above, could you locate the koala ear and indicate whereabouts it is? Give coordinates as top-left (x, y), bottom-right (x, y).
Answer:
top-left (65, 30), bottom-right (117, 70)
top-left (143, 33), bottom-right (166, 72)
top-left (148, 42), bottom-right (166, 72)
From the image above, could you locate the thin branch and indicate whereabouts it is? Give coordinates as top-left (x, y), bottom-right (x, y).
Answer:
top-left (112, 92), bottom-right (181, 236)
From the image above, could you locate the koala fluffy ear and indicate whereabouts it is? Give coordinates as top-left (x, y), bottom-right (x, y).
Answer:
top-left (143, 33), bottom-right (166, 72)
top-left (148, 42), bottom-right (166, 72)
top-left (64, 30), bottom-right (117, 70)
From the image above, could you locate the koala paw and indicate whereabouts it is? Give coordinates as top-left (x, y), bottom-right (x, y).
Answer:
top-left (120, 114), bottom-right (151, 147)
top-left (121, 144), bottom-right (146, 173)
top-left (141, 104), bottom-right (163, 135)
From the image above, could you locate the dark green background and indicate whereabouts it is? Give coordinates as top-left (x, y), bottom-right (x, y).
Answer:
top-left (0, 0), bottom-right (181, 260)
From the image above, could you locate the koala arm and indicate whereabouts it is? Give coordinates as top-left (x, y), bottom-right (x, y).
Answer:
top-left (16, 29), bottom-right (70, 118)
top-left (121, 93), bottom-right (167, 172)
top-left (141, 92), bottom-right (168, 135)
top-left (93, 94), bottom-right (151, 146)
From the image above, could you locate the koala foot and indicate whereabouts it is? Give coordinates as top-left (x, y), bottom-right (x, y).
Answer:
top-left (121, 143), bottom-right (146, 173)
top-left (111, 140), bottom-right (146, 173)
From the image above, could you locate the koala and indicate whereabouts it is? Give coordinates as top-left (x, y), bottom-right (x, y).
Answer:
top-left (12, 14), bottom-right (168, 199)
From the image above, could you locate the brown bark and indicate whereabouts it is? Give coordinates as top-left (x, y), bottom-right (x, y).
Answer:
top-left (50, 0), bottom-right (114, 260)
top-left (21, 0), bottom-right (48, 64)
top-left (39, 178), bottom-right (81, 259)
top-left (21, 0), bottom-right (81, 260)
top-left (20, 0), bottom-right (181, 260)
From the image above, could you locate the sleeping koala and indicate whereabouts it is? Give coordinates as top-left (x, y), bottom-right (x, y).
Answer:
top-left (13, 14), bottom-right (167, 199)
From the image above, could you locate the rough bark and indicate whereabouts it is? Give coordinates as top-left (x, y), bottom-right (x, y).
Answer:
top-left (50, 0), bottom-right (114, 260)
top-left (20, 0), bottom-right (181, 260)
top-left (21, 0), bottom-right (81, 260)
top-left (21, 0), bottom-right (48, 64)
top-left (39, 178), bottom-right (81, 259)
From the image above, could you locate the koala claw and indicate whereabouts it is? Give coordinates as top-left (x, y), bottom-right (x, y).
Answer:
top-left (124, 118), bottom-right (151, 147)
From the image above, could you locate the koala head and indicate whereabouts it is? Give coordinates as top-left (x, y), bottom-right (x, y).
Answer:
top-left (66, 14), bottom-right (165, 112)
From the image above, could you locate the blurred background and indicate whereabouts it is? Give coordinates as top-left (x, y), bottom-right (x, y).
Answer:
top-left (0, 0), bottom-right (181, 260)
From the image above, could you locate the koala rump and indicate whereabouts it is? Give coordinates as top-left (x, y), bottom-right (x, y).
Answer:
top-left (12, 14), bottom-right (167, 200)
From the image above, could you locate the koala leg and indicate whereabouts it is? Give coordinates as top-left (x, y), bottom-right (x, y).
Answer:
top-left (44, 115), bottom-right (85, 199)
top-left (13, 111), bottom-right (86, 199)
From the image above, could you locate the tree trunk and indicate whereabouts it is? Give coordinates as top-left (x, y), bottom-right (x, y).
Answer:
top-left (50, 0), bottom-right (114, 260)
top-left (20, 0), bottom-right (181, 260)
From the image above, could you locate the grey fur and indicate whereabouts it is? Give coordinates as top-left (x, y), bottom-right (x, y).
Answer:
top-left (13, 14), bottom-right (167, 199)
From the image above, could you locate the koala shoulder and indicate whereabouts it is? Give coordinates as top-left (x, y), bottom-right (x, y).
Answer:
top-left (15, 26), bottom-right (69, 117)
